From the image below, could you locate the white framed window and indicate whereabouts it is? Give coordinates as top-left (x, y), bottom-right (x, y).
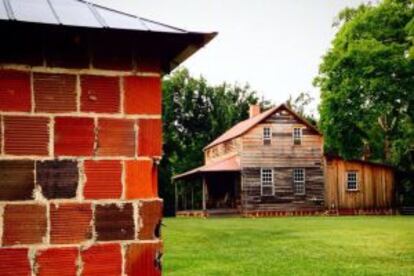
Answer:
top-left (293, 127), bottom-right (302, 145)
top-left (293, 168), bottom-right (305, 195)
top-left (263, 127), bottom-right (271, 145)
top-left (346, 171), bottom-right (359, 191)
top-left (261, 168), bottom-right (274, 196)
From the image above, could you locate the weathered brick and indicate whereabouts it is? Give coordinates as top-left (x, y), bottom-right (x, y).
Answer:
top-left (124, 76), bottom-right (161, 115)
top-left (80, 75), bottom-right (120, 113)
top-left (2, 204), bottom-right (47, 245)
top-left (0, 160), bottom-right (34, 200)
top-left (0, 248), bottom-right (31, 276)
top-left (138, 200), bottom-right (163, 240)
top-left (96, 118), bottom-right (135, 157)
top-left (54, 117), bottom-right (95, 156)
top-left (36, 160), bottom-right (78, 199)
top-left (4, 116), bottom-right (49, 156)
top-left (50, 203), bottom-right (92, 244)
top-left (125, 160), bottom-right (158, 199)
top-left (94, 203), bottom-right (134, 241)
top-left (33, 73), bottom-right (77, 113)
top-left (0, 70), bottom-right (31, 112)
top-left (36, 247), bottom-right (78, 276)
top-left (83, 160), bottom-right (122, 199)
top-left (137, 119), bottom-right (162, 157)
top-left (81, 243), bottom-right (122, 276)
top-left (125, 242), bottom-right (162, 276)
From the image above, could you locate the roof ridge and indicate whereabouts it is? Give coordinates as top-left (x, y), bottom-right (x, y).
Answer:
top-left (78, 0), bottom-right (187, 32)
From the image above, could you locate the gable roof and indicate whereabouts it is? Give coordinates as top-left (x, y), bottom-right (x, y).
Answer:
top-left (204, 103), bottom-right (321, 150)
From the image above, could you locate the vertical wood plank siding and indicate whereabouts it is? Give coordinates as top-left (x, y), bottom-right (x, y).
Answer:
top-left (324, 157), bottom-right (394, 210)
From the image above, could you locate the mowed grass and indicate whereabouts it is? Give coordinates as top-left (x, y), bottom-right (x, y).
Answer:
top-left (163, 216), bottom-right (414, 276)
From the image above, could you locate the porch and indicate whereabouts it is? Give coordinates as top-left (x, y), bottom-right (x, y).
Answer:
top-left (172, 156), bottom-right (242, 216)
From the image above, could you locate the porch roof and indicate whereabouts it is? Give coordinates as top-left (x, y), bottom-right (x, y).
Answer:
top-left (172, 156), bottom-right (240, 181)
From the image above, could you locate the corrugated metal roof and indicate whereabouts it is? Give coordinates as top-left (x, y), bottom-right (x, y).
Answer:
top-left (0, 0), bottom-right (188, 33)
top-left (172, 156), bottom-right (240, 180)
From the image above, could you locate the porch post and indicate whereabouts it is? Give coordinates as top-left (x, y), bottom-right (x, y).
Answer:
top-left (202, 175), bottom-right (207, 211)
top-left (174, 182), bottom-right (178, 214)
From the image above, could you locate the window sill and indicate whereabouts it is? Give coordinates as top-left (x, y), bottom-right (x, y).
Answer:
top-left (346, 189), bottom-right (359, 192)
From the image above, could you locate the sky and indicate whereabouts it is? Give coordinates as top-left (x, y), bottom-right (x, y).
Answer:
top-left (92, 0), bottom-right (367, 115)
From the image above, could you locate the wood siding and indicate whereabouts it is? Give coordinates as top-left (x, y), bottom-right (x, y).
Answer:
top-left (324, 157), bottom-right (394, 210)
top-left (240, 109), bottom-right (324, 211)
top-left (241, 167), bottom-right (324, 211)
top-left (204, 138), bottom-right (241, 165)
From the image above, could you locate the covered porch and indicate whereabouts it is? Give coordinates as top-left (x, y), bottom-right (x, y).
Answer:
top-left (172, 156), bottom-right (242, 216)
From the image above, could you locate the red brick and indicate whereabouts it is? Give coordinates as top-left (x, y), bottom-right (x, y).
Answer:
top-left (80, 75), bottom-right (120, 113)
top-left (4, 116), bottom-right (49, 156)
top-left (124, 76), bottom-right (161, 115)
top-left (125, 160), bottom-right (158, 199)
top-left (0, 160), bottom-right (34, 200)
top-left (0, 248), bottom-right (31, 276)
top-left (36, 247), bottom-right (78, 276)
top-left (83, 160), bottom-right (122, 199)
top-left (54, 117), bottom-right (95, 156)
top-left (138, 200), bottom-right (163, 240)
top-left (34, 73), bottom-right (77, 113)
top-left (96, 118), bottom-right (135, 157)
top-left (81, 243), bottom-right (122, 276)
top-left (3, 204), bottom-right (47, 245)
top-left (0, 70), bottom-right (31, 112)
top-left (137, 119), bottom-right (162, 157)
top-left (125, 243), bottom-right (162, 276)
top-left (50, 203), bottom-right (92, 244)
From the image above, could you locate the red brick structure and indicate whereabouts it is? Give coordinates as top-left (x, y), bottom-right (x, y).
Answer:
top-left (0, 0), bottom-right (215, 275)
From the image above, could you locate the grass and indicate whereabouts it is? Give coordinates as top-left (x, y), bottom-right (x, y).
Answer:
top-left (163, 216), bottom-right (414, 276)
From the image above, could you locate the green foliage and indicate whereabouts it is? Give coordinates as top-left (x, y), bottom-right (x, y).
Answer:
top-left (314, 0), bottom-right (414, 172)
top-left (164, 217), bottom-right (414, 275)
top-left (160, 68), bottom-right (269, 215)
top-left (285, 92), bottom-right (317, 126)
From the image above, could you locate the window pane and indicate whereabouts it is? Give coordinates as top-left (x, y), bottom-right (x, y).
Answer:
top-left (261, 169), bottom-right (273, 195)
top-left (263, 127), bottom-right (271, 145)
top-left (347, 171), bottom-right (358, 190)
top-left (293, 168), bottom-right (305, 194)
top-left (293, 128), bottom-right (301, 145)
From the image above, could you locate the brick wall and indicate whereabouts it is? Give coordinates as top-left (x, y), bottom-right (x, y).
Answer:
top-left (0, 65), bottom-right (163, 275)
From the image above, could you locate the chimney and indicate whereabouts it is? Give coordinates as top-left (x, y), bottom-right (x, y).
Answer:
top-left (249, 105), bottom-right (261, 118)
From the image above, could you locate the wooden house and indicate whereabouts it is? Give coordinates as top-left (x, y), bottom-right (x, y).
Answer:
top-left (173, 104), bottom-right (395, 216)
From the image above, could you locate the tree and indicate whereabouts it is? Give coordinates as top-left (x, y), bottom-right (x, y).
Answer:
top-left (160, 68), bottom-right (269, 215)
top-left (314, 0), bottom-right (414, 172)
top-left (286, 92), bottom-right (317, 126)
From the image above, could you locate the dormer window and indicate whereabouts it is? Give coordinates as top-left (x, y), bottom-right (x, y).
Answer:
top-left (263, 127), bottom-right (271, 145)
top-left (293, 127), bottom-right (302, 145)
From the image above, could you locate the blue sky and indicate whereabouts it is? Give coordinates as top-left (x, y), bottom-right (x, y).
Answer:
top-left (93, 0), bottom-right (367, 115)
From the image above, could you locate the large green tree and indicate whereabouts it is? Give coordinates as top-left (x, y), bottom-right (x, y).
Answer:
top-left (314, 0), bottom-right (414, 172)
top-left (160, 68), bottom-right (269, 215)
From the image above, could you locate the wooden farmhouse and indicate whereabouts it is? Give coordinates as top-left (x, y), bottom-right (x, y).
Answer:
top-left (173, 104), bottom-right (395, 216)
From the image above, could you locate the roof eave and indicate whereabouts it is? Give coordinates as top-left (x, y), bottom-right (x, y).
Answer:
top-left (165, 31), bottom-right (217, 73)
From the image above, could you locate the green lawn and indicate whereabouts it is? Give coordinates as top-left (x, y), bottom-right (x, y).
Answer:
top-left (163, 216), bottom-right (414, 275)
